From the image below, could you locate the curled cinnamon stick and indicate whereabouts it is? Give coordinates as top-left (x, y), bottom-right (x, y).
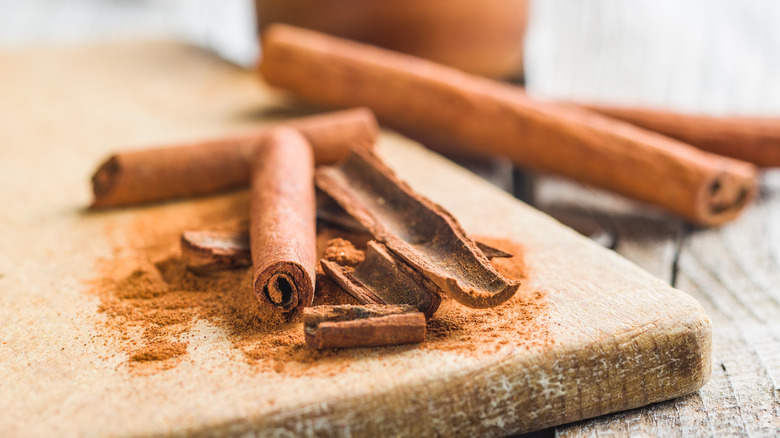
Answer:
top-left (260, 24), bottom-right (758, 226)
top-left (304, 304), bottom-right (425, 349)
top-left (250, 128), bottom-right (316, 312)
top-left (90, 108), bottom-right (377, 208)
top-left (316, 148), bottom-right (520, 309)
top-left (581, 104), bottom-right (780, 168)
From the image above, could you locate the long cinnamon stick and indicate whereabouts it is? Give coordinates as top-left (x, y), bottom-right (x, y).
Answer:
top-left (250, 128), bottom-right (316, 312)
top-left (304, 304), bottom-right (425, 349)
top-left (90, 108), bottom-right (377, 208)
top-left (581, 104), bottom-right (780, 168)
top-left (316, 148), bottom-right (520, 309)
top-left (260, 24), bottom-right (758, 226)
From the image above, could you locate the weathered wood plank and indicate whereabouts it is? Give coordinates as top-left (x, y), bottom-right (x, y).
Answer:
top-left (530, 0), bottom-right (780, 434)
top-left (556, 177), bottom-right (780, 436)
top-left (537, 177), bottom-right (692, 437)
top-left (533, 175), bottom-right (682, 282)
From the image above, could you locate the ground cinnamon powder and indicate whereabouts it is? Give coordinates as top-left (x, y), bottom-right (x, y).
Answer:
top-left (92, 193), bottom-right (550, 374)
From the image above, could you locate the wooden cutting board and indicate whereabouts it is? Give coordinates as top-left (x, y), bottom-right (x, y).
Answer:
top-left (0, 41), bottom-right (710, 437)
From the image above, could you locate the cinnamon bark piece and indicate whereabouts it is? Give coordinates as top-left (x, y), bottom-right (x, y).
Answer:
top-left (319, 193), bottom-right (513, 259)
top-left (321, 241), bottom-right (442, 318)
top-left (90, 108), bottom-right (377, 208)
top-left (181, 230), bottom-right (250, 274)
top-left (316, 148), bottom-right (520, 309)
top-left (180, 229), bottom-right (511, 275)
top-left (260, 24), bottom-right (758, 226)
top-left (304, 304), bottom-right (425, 349)
top-left (477, 242), bottom-right (512, 259)
top-left (581, 104), bottom-right (780, 168)
top-left (316, 190), bottom-right (366, 231)
top-left (250, 128), bottom-right (316, 312)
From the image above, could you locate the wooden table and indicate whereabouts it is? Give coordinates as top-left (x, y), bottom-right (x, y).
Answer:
top-left (2, 1), bottom-right (779, 436)
top-left (526, 3), bottom-right (780, 435)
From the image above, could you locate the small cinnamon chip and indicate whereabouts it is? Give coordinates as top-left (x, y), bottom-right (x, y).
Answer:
top-left (321, 240), bottom-right (442, 319)
top-left (304, 304), bottom-right (425, 349)
top-left (180, 231), bottom-right (250, 274)
top-left (316, 148), bottom-right (520, 308)
top-left (321, 237), bottom-right (365, 267)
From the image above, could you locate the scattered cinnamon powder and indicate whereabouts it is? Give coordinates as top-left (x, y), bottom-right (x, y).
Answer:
top-left (130, 341), bottom-right (188, 363)
top-left (425, 237), bottom-right (550, 353)
top-left (91, 194), bottom-right (550, 375)
top-left (322, 238), bottom-right (365, 267)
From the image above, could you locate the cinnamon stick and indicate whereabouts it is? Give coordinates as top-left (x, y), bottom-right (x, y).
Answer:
top-left (321, 240), bottom-right (442, 319)
top-left (260, 24), bottom-right (758, 226)
top-left (250, 128), bottom-right (316, 312)
top-left (581, 104), bottom-right (780, 167)
top-left (303, 304), bottom-right (425, 349)
top-left (316, 148), bottom-right (520, 309)
top-left (90, 108), bottom-right (377, 208)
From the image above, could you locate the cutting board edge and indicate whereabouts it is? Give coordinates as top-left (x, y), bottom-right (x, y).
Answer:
top-left (160, 299), bottom-right (712, 438)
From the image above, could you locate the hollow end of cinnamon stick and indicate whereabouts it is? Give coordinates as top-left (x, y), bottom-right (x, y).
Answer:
top-left (253, 262), bottom-right (312, 312)
top-left (695, 165), bottom-right (757, 226)
top-left (90, 155), bottom-right (122, 208)
top-left (250, 127), bottom-right (317, 312)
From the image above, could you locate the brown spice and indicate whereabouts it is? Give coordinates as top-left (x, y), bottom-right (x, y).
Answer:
top-left (90, 108), bottom-right (378, 208)
top-left (250, 128), bottom-right (316, 312)
top-left (304, 305), bottom-right (425, 349)
top-left (425, 237), bottom-right (550, 352)
top-left (322, 238), bottom-right (365, 267)
top-left (316, 148), bottom-right (520, 308)
top-left (180, 230), bottom-right (251, 274)
top-left (321, 240), bottom-right (443, 318)
top-left (130, 341), bottom-right (188, 362)
top-left (92, 195), bottom-right (549, 374)
top-left (260, 24), bottom-right (757, 226)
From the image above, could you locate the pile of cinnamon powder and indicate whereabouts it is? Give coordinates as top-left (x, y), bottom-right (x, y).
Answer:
top-left (92, 194), bottom-right (550, 374)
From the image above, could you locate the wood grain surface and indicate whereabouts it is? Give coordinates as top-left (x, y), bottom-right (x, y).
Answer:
top-left (525, 2), bottom-right (780, 435)
top-left (0, 42), bottom-right (710, 437)
top-left (542, 175), bottom-right (780, 437)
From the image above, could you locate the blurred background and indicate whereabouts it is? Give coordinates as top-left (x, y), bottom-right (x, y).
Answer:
top-left (2, 0), bottom-right (779, 116)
